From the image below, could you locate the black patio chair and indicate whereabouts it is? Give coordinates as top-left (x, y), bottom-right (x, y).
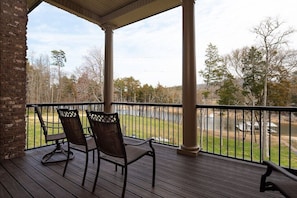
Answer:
top-left (57, 108), bottom-right (97, 186)
top-left (260, 160), bottom-right (297, 198)
top-left (33, 105), bottom-right (73, 164)
top-left (86, 110), bottom-right (155, 197)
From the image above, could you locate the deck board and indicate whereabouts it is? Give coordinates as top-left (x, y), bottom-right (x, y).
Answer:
top-left (1, 159), bottom-right (52, 198)
top-left (0, 142), bottom-right (284, 198)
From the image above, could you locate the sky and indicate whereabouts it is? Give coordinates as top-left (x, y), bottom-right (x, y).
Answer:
top-left (27, 0), bottom-right (297, 87)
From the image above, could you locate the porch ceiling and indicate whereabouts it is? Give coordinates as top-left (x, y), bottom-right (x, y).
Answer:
top-left (27, 0), bottom-right (182, 29)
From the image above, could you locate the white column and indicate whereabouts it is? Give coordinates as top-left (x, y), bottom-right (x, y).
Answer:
top-left (102, 24), bottom-right (115, 113)
top-left (177, 0), bottom-right (200, 156)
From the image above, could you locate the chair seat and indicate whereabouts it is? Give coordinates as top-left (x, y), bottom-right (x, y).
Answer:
top-left (46, 133), bottom-right (66, 142)
top-left (100, 145), bottom-right (150, 166)
top-left (260, 160), bottom-right (297, 198)
top-left (70, 137), bottom-right (97, 152)
top-left (266, 178), bottom-right (297, 198)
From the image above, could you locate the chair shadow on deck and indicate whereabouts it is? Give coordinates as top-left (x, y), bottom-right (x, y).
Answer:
top-left (33, 105), bottom-right (74, 164)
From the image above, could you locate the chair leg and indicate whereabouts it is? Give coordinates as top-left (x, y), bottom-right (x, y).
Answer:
top-left (260, 165), bottom-right (273, 192)
top-left (61, 148), bottom-right (74, 160)
top-left (42, 141), bottom-right (74, 164)
top-left (41, 140), bottom-right (62, 164)
top-left (92, 150), bottom-right (100, 192)
top-left (41, 148), bottom-right (57, 164)
top-left (82, 150), bottom-right (89, 186)
top-left (122, 165), bottom-right (128, 198)
top-left (63, 143), bottom-right (71, 176)
top-left (115, 165), bottom-right (124, 174)
top-left (152, 153), bottom-right (156, 187)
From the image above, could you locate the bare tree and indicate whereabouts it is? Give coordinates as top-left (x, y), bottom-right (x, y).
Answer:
top-left (26, 53), bottom-right (51, 103)
top-left (75, 47), bottom-right (104, 102)
top-left (252, 17), bottom-right (296, 160)
top-left (253, 17), bottom-right (295, 107)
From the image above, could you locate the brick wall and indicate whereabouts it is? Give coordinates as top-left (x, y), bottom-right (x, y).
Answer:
top-left (0, 0), bottom-right (27, 159)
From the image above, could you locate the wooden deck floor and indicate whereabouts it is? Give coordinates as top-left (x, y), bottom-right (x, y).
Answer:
top-left (0, 142), bottom-right (284, 198)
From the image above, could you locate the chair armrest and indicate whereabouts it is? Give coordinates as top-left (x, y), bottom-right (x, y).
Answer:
top-left (125, 138), bottom-right (154, 146)
top-left (125, 138), bottom-right (155, 157)
top-left (263, 160), bottom-right (297, 182)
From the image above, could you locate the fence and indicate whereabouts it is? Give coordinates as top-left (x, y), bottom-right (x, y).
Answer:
top-left (26, 102), bottom-right (297, 169)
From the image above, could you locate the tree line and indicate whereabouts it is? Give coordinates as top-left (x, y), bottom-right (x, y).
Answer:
top-left (26, 48), bottom-right (181, 104)
top-left (27, 17), bottom-right (297, 106)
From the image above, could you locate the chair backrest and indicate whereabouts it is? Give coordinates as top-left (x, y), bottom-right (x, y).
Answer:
top-left (57, 109), bottom-right (86, 146)
top-left (34, 105), bottom-right (48, 137)
top-left (86, 111), bottom-right (125, 158)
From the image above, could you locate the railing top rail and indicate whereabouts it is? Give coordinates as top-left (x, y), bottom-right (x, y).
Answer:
top-left (197, 104), bottom-right (297, 112)
top-left (26, 102), bottom-right (104, 108)
top-left (112, 102), bottom-right (182, 107)
top-left (27, 102), bottom-right (297, 112)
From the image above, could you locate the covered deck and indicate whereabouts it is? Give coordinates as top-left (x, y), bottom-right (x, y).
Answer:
top-left (0, 141), bottom-right (283, 198)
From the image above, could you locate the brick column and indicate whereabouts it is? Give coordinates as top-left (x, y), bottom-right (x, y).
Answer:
top-left (0, 0), bottom-right (27, 159)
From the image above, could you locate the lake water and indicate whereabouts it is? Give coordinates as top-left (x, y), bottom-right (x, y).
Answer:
top-left (203, 116), bottom-right (297, 137)
top-left (119, 109), bottom-right (297, 137)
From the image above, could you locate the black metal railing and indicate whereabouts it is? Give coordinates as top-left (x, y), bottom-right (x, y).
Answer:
top-left (26, 102), bottom-right (104, 150)
top-left (26, 102), bottom-right (182, 149)
top-left (197, 105), bottom-right (297, 169)
top-left (25, 102), bottom-right (297, 169)
top-left (112, 102), bottom-right (182, 146)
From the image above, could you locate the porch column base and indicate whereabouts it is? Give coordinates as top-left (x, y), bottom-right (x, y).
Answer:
top-left (177, 145), bottom-right (200, 157)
